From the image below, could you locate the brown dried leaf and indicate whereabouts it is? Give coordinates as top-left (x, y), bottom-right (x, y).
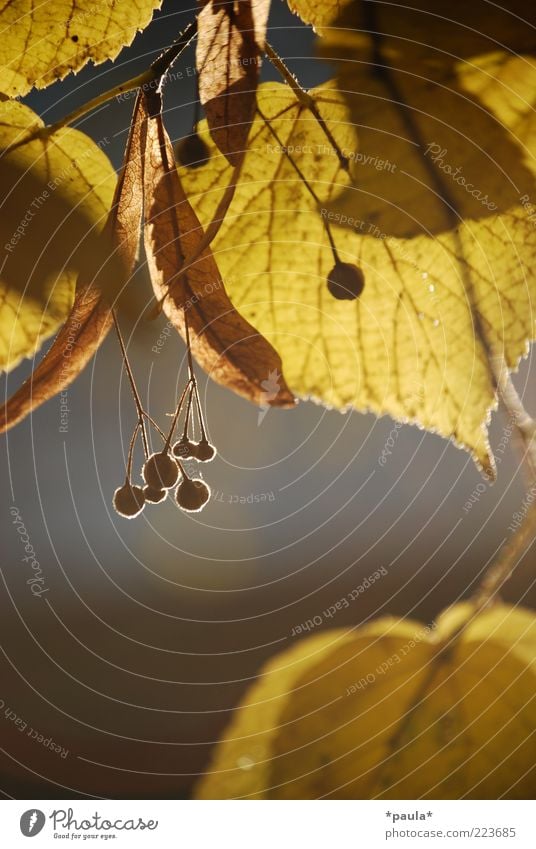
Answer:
top-left (197, 0), bottom-right (270, 163)
top-left (142, 91), bottom-right (294, 408)
top-left (0, 95), bottom-right (146, 434)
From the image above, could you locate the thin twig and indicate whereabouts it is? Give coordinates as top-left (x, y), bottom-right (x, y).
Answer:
top-left (112, 310), bottom-right (149, 457)
top-left (192, 380), bottom-right (207, 441)
top-left (265, 42), bottom-right (351, 174)
top-left (143, 411), bottom-right (166, 442)
top-left (471, 505), bottom-right (536, 613)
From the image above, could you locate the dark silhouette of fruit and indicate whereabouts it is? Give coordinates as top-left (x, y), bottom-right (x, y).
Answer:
top-left (175, 478), bottom-right (210, 512)
top-left (113, 484), bottom-right (145, 518)
top-left (175, 133), bottom-right (210, 169)
top-left (144, 486), bottom-right (167, 504)
top-left (327, 261), bottom-right (365, 300)
top-left (143, 451), bottom-right (179, 489)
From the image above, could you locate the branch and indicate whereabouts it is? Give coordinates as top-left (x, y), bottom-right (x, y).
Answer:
top-left (471, 504), bottom-right (536, 613)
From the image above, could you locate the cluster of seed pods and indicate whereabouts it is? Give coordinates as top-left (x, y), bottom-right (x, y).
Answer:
top-left (111, 114), bottom-right (367, 522)
top-left (113, 380), bottom-right (216, 519)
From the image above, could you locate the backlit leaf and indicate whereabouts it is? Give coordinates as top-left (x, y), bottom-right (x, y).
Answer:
top-left (0, 0), bottom-right (162, 97)
top-left (180, 74), bottom-right (536, 472)
top-left (196, 603), bottom-right (536, 799)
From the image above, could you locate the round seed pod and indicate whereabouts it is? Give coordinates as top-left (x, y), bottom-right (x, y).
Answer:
top-left (113, 483), bottom-right (145, 518)
top-left (144, 486), bottom-right (167, 504)
top-left (327, 262), bottom-right (365, 300)
top-left (175, 478), bottom-right (211, 512)
top-left (173, 438), bottom-right (196, 460)
top-left (142, 451), bottom-right (180, 489)
top-left (174, 133), bottom-right (210, 169)
top-left (192, 439), bottom-right (216, 462)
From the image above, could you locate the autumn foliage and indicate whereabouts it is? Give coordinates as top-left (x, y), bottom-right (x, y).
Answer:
top-left (0, 0), bottom-right (535, 800)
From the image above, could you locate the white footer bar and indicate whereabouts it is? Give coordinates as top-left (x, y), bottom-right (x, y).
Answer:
top-left (2, 800), bottom-right (533, 848)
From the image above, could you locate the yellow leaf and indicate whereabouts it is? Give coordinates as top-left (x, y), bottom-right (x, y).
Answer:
top-left (0, 95), bottom-right (145, 433)
top-left (180, 73), bottom-right (536, 472)
top-left (0, 100), bottom-right (116, 372)
top-left (0, 0), bottom-right (162, 97)
top-left (142, 90), bottom-right (294, 408)
top-left (196, 604), bottom-right (536, 799)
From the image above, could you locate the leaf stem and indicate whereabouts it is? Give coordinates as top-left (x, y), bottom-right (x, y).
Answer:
top-left (372, 501), bottom-right (536, 796)
top-left (150, 19), bottom-right (198, 80)
top-left (42, 71), bottom-right (151, 135)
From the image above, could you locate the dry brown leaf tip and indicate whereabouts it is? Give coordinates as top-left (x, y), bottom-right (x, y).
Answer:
top-left (142, 89), bottom-right (294, 409)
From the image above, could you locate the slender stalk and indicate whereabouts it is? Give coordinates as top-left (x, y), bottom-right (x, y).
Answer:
top-left (125, 422), bottom-right (141, 483)
top-left (471, 505), bottom-right (536, 612)
top-left (434, 504), bottom-right (536, 659)
top-left (184, 311), bottom-right (196, 383)
top-left (31, 71), bottom-right (151, 140)
top-left (265, 42), bottom-right (351, 174)
top-left (181, 384), bottom-right (195, 441)
top-left (150, 19), bottom-right (197, 79)
top-left (112, 310), bottom-right (149, 457)
top-left (491, 355), bottom-right (536, 484)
